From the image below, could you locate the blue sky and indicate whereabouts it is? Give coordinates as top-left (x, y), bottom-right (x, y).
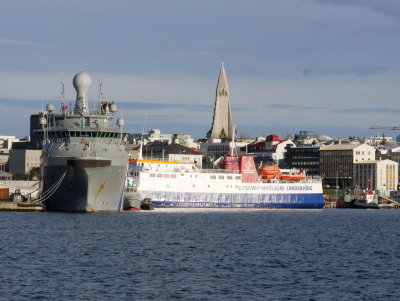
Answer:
top-left (1, 0), bottom-right (400, 140)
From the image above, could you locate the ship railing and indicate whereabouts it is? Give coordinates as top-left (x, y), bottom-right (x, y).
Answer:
top-left (199, 169), bottom-right (240, 174)
top-left (140, 156), bottom-right (196, 164)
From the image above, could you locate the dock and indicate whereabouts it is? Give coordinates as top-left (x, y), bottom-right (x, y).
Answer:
top-left (0, 201), bottom-right (44, 212)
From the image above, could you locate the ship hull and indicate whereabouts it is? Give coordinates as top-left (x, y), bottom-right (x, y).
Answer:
top-left (137, 190), bottom-right (324, 208)
top-left (43, 164), bottom-right (126, 212)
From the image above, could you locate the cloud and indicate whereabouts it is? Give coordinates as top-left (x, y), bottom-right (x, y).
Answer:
top-left (118, 101), bottom-right (212, 112)
top-left (160, 51), bottom-right (251, 59)
top-left (312, 0), bottom-right (400, 18)
top-left (0, 38), bottom-right (41, 47)
top-left (265, 104), bottom-right (325, 110)
top-left (329, 107), bottom-right (400, 114)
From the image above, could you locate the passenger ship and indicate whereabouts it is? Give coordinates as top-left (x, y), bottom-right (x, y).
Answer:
top-left (126, 153), bottom-right (324, 208)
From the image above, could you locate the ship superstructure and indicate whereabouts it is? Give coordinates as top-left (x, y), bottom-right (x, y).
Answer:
top-left (126, 155), bottom-right (324, 208)
top-left (37, 71), bottom-right (129, 212)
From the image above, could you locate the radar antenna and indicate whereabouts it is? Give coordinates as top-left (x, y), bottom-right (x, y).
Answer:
top-left (61, 76), bottom-right (66, 114)
top-left (98, 79), bottom-right (103, 112)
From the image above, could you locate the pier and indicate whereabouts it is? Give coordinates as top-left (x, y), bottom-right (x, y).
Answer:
top-left (0, 201), bottom-right (44, 212)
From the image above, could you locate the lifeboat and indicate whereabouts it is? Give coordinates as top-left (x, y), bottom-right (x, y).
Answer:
top-left (261, 164), bottom-right (282, 179)
top-left (280, 174), bottom-right (306, 181)
top-left (261, 164), bottom-right (306, 181)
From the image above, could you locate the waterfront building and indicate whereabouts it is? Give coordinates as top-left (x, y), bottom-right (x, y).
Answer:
top-left (247, 134), bottom-right (295, 168)
top-left (320, 143), bottom-right (375, 187)
top-left (129, 129), bottom-right (197, 148)
top-left (0, 136), bottom-right (19, 151)
top-left (8, 149), bottom-right (42, 178)
top-left (294, 131), bottom-right (319, 143)
top-left (206, 63), bottom-right (234, 140)
top-left (364, 134), bottom-right (393, 146)
top-left (285, 145), bottom-right (320, 176)
top-left (353, 159), bottom-right (398, 197)
top-left (199, 138), bottom-right (248, 163)
top-left (141, 142), bottom-right (203, 168)
top-left (388, 147), bottom-right (400, 181)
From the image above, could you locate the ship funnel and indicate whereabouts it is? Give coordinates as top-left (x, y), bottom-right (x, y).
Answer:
top-left (73, 71), bottom-right (92, 114)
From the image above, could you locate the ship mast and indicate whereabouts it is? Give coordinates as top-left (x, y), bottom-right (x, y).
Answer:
top-left (61, 76), bottom-right (65, 114)
top-left (98, 79), bottom-right (103, 112)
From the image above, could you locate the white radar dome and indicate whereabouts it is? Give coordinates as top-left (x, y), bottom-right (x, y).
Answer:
top-left (117, 117), bottom-right (125, 127)
top-left (73, 71), bottom-right (92, 94)
top-left (46, 103), bottom-right (54, 113)
top-left (110, 102), bottom-right (117, 113)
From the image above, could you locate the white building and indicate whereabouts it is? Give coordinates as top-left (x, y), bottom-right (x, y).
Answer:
top-left (364, 134), bottom-right (393, 146)
top-left (353, 159), bottom-right (398, 197)
top-left (248, 135), bottom-right (296, 168)
top-left (0, 136), bottom-right (18, 152)
top-left (129, 129), bottom-right (198, 148)
top-left (199, 139), bottom-right (249, 161)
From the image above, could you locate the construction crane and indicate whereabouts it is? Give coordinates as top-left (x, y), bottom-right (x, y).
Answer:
top-left (370, 126), bottom-right (400, 130)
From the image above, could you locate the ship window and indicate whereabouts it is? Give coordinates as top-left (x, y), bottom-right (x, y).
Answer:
top-left (210, 175), bottom-right (216, 179)
top-left (235, 176), bottom-right (241, 180)
top-left (171, 174), bottom-right (176, 178)
top-left (164, 174), bottom-right (169, 178)
top-left (150, 173), bottom-right (155, 177)
top-left (227, 176), bottom-right (233, 180)
top-left (157, 174), bottom-right (162, 178)
top-left (218, 175), bottom-right (224, 179)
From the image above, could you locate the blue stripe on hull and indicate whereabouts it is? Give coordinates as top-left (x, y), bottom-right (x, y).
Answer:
top-left (139, 191), bottom-right (325, 208)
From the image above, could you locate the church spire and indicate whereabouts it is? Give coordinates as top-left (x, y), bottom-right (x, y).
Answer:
top-left (207, 63), bottom-right (234, 140)
top-left (216, 62), bottom-right (229, 98)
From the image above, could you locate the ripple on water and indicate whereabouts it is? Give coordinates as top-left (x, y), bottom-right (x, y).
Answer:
top-left (0, 209), bottom-right (400, 300)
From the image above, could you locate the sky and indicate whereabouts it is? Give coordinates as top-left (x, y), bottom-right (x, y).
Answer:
top-left (1, 0), bottom-right (400, 140)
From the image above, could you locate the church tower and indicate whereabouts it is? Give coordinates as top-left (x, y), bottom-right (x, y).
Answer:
top-left (207, 63), bottom-right (234, 140)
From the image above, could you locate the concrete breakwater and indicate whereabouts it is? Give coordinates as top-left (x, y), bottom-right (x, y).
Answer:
top-left (0, 201), bottom-right (43, 212)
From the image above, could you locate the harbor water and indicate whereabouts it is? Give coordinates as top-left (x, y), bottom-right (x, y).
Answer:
top-left (1, 209), bottom-right (400, 300)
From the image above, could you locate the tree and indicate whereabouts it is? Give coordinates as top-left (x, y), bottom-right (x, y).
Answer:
top-left (219, 128), bottom-right (229, 142)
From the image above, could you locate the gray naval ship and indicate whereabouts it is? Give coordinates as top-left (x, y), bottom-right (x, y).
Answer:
top-left (37, 71), bottom-right (129, 212)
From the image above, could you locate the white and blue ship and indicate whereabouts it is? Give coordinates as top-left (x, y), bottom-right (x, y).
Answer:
top-left (126, 154), bottom-right (324, 209)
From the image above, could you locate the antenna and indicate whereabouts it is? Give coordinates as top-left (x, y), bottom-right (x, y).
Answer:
top-left (98, 78), bottom-right (103, 111)
top-left (139, 112), bottom-right (148, 160)
top-left (231, 124), bottom-right (237, 157)
top-left (61, 75), bottom-right (65, 109)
